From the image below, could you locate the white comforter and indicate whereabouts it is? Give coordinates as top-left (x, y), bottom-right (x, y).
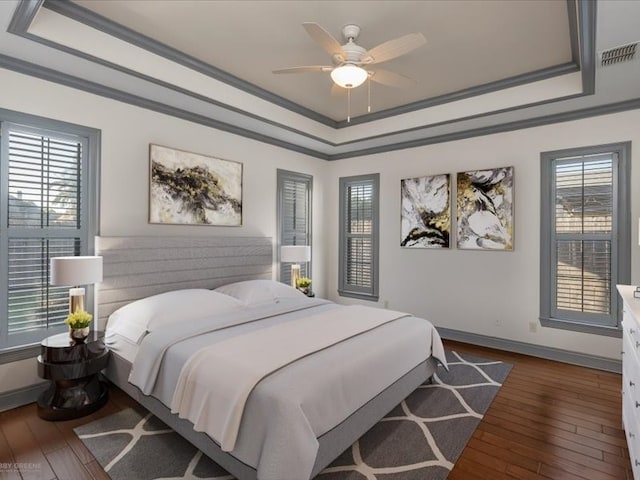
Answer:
top-left (171, 305), bottom-right (413, 452)
top-left (128, 299), bottom-right (446, 480)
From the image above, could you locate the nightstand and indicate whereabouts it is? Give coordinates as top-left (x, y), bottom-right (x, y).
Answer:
top-left (36, 330), bottom-right (110, 421)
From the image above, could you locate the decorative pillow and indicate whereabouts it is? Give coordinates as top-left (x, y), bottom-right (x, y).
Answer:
top-left (214, 279), bottom-right (306, 305)
top-left (106, 289), bottom-right (245, 344)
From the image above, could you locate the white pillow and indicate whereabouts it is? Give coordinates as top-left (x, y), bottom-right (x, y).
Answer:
top-left (214, 279), bottom-right (305, 305)
top-left (106, 289), bottom-right (245, 344)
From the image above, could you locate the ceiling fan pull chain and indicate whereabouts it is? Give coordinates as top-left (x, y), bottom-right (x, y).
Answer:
top-left (368, 76), bottom-right (371, 113)
top-left (347, 88), bottom-right (351, 123)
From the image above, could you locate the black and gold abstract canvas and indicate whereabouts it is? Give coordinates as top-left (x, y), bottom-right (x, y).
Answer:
top-left (456, 166), bottom-right (513, 250)
top-left (149, 144), bottom-right (242, 226)
top-left (401, 174), bottom-right (451, 248)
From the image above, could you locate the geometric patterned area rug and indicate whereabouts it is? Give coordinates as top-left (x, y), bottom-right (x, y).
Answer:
top-left (74, 351), bottom-right (511, 480)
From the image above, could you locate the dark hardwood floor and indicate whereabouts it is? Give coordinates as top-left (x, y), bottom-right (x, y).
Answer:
top-left (0, 340), bottom-right (632, 480)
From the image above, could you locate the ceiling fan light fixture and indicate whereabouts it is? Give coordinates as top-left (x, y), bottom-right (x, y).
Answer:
top-left (330, 64), bottom-right (368, 89)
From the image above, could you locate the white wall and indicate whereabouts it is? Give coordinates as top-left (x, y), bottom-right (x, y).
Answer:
top-left (0, 67), bottom-right (327, 394)
top-left (325, 109), bottom-right (640, 361)
top-left (1, 64), bottom-right (638, 397)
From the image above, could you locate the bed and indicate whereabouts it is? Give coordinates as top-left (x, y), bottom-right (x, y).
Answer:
top-left (96, 236), bottom-right (446, 480)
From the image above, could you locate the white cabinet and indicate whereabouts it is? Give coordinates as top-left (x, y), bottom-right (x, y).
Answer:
top-left (617, 285), bottom-right (640, 480)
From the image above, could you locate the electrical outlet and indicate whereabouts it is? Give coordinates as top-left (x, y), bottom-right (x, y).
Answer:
top-left (494, 318), bottom-right (502, 326)
top-left (529, 321), bottom-right (538, 333)
top-left (382, 299), bottom-right (389, 309)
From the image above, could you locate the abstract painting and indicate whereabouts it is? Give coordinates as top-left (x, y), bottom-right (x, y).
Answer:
top-left (401, 174), bottom-right (450, 248)
top-left (456, 166), bottom-right (513, 250)
top-left (149, 144), bottom-right (242, 226)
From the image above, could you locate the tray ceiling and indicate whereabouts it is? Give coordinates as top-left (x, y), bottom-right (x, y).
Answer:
top-left (70, 0), bottom-right (573, 122)
top-left (0, 0), bottom-right (639, 159)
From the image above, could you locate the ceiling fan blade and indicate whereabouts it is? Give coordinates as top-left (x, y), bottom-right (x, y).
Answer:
top-left (303, 22), bottom-right (345, 59)
top-left (369, 69), bottom-right (416, 88)
top-left (366, 33), bottom-right (426, 64)
top-left (273, 66), bottom-right (333, 74)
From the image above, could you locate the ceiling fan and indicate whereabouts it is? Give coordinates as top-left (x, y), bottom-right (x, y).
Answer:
top-left (273, 22), bottom-right (427, 91)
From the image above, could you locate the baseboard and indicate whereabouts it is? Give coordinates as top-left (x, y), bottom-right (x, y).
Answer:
top-left (0, 382), bottom-right (48, 412)
top-left (438, 327), bottom-right (622, 373)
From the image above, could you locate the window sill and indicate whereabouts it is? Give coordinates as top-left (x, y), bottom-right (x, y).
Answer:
top-left (338, 290), bottom-right (379, 302)
top-left (0, 344), bottom-right (40, 365)
top-left (539, 317), bottom-right (622, 338)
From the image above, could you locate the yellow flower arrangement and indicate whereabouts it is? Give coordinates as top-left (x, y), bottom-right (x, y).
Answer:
top-left (64, 308), bottom-right (93, 329)
top-left (296, 277), bottom-right (312, 289)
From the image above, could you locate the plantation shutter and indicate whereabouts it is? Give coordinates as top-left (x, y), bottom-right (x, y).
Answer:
top-left (551, 153), bottom-right (617, 324)
top-left (277, 170), bottom-right (312, 286)
top-left (338, 174), bottom-right (379, 300)
top-left (2, 124), bottom-right (89, 347)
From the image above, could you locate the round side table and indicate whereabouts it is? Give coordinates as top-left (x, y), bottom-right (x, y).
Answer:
top-left (36, 330), bottom-right (110, 421)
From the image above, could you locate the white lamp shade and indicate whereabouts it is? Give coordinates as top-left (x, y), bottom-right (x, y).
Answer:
top-left (330, 65), bottom-right (368, 89)
top-left (281, 245), bottom-right (311, 263)
top-left (50, 256), bottom-right (103, 286)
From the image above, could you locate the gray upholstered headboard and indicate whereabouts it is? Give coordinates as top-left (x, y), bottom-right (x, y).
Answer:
top-left (95, 236), bottom-right (272, 328)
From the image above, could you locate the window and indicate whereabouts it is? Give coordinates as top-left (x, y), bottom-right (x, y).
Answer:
top-left (0, 115), bottom-right (98, 351)
top-left (277, 169), bottom-right (312, 286)
top-left (540, 142), bottom-right (630, 336)
top-left (339, 173), bottom-right (379, 301)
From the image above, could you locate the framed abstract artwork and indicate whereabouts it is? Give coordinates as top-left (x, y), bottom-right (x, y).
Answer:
top-left (456, 166), bottom-right (513, 250)
top-left (401, 174), bottom-right (451, 248)
top-left (149, 144), bottom-right (243, 226)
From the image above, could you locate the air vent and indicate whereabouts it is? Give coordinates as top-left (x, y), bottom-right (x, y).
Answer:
top-left (600, 42), bottom-right (637, 66)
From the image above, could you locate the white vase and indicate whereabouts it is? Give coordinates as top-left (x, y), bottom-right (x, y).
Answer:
top-left (69, 326), bottom-right (90, 343)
